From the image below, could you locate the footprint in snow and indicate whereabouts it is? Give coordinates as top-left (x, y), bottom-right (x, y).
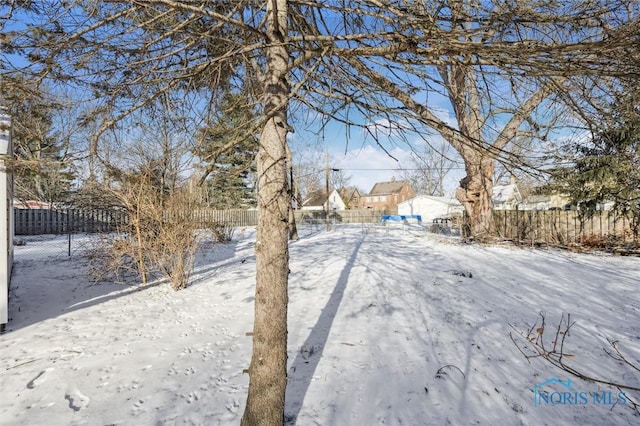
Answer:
top-left (226, 399), bottom-right (240, 413)
top-left (132, 399), bottom-right (146, 415)
top-left (65, 388), bottom-right (90, 412)
top-left (181, 391), bottom-right (200, 404)
top-left (26, 368), bottom-right (54, 389)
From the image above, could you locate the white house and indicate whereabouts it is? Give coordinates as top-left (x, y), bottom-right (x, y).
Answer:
top-left (397, 195), bottom-right (463, 223)
top-left (301, 189), bottom-right (346, 211)
top-left (492, 184), bottom-right (522, 210)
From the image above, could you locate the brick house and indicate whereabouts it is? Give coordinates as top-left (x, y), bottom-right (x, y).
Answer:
top-left (359, 180), bottom-right (415, 213)
top-left (338, 187), bottom-right (362, 209)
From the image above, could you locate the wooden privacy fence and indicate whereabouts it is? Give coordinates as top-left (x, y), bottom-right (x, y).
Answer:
top-left (14, 208), bottom-right (261, 235)
top-left (494, 209), bottom-right (638, 245)
top-left (177, 209), bottom-right (382, 227)
top-left (14, 207), bottom-right (390, 235)
top-left (14, 208), bottom-right (130, 235)
top-left (189, 209), bottom-right (258, 227)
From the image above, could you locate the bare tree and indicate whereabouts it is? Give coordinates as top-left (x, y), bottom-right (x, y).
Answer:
top-left (400, 140), bottom-right (457, 196)
top-left (291, 151), bottom-right (324, 202)
top-left (85, 169), bottom-right (200, 290)
top-left (330, 167), bottom-right (353, 192)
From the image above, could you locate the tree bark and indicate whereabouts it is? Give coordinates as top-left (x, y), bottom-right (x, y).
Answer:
top-left (241, 1), bottom-right (290, 425)
top-left (456, 156), bottom-right (496, 240)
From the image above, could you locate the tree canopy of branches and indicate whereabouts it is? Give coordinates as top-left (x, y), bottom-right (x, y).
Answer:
top-left (400, 141), bottom-right (456, 197)
top-left (3, 1), bottom-right (640, 423)
top-left (292, 1), bottom-right (640, 239)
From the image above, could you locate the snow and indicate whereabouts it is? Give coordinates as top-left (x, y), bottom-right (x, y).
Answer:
top-left (1, 225), bottom-right (639, 425)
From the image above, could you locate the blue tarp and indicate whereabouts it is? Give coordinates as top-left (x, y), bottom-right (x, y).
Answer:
top-left (381, 215), bottom-right (422, 224)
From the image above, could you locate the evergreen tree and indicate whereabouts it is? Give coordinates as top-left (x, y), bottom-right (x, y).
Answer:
top-left (0, 75), bottom-right (74, 204)
top-left (563, 90), bottom-right (640, 237)
top-left (195, 91), bottom-right (258, 209)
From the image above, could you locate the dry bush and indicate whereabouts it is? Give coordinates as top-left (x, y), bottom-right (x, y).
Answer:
top-left (209, 221), bottom-right (235, 243)
top-left (86, 233), bottom-right (142, 284)
top-left (580, 233), bottom-right (624, 249)
top-left (86, 173), bottom-right (203, 290)
top-left (148, 194), bottom-right (199, 291)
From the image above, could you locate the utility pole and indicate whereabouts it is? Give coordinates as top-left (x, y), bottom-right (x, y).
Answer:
top-left (325, 148), bottom-right (330, 231)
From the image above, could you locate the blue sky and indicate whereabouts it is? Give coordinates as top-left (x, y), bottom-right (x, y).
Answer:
top-left (287, 92), bottom-right (468, 194)
top-left (289, 114), bottom-right (467, 194)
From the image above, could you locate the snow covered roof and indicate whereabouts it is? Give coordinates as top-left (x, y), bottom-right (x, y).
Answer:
top-left (492, 184), bottom-right (521, 204)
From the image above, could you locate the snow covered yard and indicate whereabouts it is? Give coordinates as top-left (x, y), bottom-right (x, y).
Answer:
top-left (1, 225), bottom-right (639, 425)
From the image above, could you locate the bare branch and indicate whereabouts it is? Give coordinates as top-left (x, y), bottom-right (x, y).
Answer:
top-left (510, 313), bottom-right (640, 393)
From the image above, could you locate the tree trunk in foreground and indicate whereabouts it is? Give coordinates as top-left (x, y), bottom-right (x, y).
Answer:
top-left (456, 157), bottom-right (496, 240)
top-left (241, 0), bottom-right (290, 425)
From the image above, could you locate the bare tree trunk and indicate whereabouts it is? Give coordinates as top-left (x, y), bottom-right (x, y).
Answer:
top-left (241, 0), bottom-right (290, 424)
top-left (456, 156), bottom-right (496, 240)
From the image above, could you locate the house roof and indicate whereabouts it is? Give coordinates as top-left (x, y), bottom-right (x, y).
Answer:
top-left (368, 180), bottom-right (410, 195)
top-left (493, 184), bottom-right (521, 203)
top-left (303, 188), bottom-right (347, 210)
top-left (339, 186), bottom-right (360, 199)
top-left (302, 189), bottom-right (327, 207)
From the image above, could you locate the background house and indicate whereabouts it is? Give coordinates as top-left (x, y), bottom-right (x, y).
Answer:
top-left (398, 195), bottom-right (463, 223)
top-left (338, 187), bottom-right (361, 209)
top-left (359, 179), bottom-right (415, 213)
top-left (492, 184), bottom-right (522, 210)
top-left (301, 189), bottom-right (346, 211)
top-left (520, 193), bottom-right (573, 211)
